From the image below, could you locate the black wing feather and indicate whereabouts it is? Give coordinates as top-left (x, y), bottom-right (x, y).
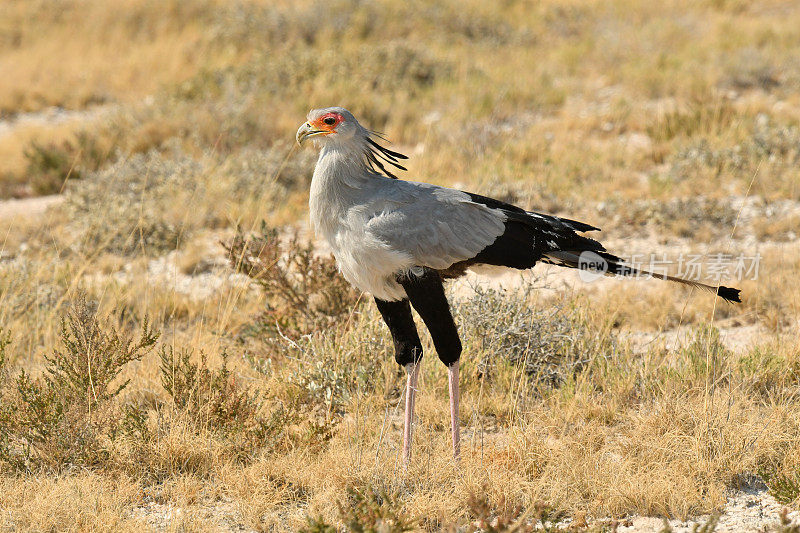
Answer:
top-left (459, 191), bottom-right (604, 269)
top-left (459, 190), bottom-right (741, 303)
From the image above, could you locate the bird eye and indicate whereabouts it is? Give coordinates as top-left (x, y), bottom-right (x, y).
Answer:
top-left (323, 117), bottom-right (336, 126)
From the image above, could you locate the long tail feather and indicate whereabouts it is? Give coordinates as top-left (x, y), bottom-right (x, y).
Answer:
top-left (545, 251), bottom-right (742, 303)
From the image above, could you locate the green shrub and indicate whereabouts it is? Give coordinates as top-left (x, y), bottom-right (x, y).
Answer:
top-left (224, 222), bottom-right (359, 346)
top-left (159, 346), bottom-right (262, 436)
top-left (25, 131), bottom-right (110, 195)
top-left (64, 149), bottom-right (201, 255)
top-left (465, 490), bottom-right (564, 533)
top-left (0, 296), bottom-right (158, 472)
top-left (681, 325), bottom-right (730, 386)
top-left (301, 485), bottom-right (414, 533)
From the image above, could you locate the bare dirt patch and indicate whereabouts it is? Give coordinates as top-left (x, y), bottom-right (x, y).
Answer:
top-left (0, 194), bottom-right (62, 221)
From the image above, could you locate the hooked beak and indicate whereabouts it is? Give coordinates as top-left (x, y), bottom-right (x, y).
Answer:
top-left (296, 122), bottom-right (326, 145)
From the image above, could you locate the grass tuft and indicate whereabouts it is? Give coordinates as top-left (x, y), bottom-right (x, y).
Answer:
top-left (301, 485), bottom-right (414, 533)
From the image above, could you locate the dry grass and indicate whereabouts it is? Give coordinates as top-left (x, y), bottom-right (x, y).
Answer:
top-left (2, 0), bottom-right (800, 530)
top-left (0, 0), bottom-right (236, 115)
top-left (755, 214), bottom-right (800, 242)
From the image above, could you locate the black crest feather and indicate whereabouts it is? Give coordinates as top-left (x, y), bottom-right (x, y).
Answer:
top-left (364, 132), bottom-right (409, 178)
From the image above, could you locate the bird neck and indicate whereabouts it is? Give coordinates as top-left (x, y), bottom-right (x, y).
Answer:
top-left (314, 142), bottom-right (371, 187)
top-left (309, 142), bottom-right (373, 236)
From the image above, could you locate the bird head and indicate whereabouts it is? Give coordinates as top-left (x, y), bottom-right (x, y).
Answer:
top-left (296, 106), bottom-right (409, 178)
top-left (296, 107), bottom-right (362, 146)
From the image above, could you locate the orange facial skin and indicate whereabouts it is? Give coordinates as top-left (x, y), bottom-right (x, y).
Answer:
top-left (310, 112), bottom-right (344, 134)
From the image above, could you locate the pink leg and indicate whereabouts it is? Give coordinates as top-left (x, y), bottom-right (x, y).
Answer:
top-left (403, 362), bottom-right (420, 468)
top-left (448, 362), bottom-right (460, 460)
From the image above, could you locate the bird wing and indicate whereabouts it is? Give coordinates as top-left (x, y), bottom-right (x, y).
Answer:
top-left (363, 181), bottom-right (508, 270)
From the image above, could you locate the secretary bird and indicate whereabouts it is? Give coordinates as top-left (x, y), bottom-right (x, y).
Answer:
top-left (296, 106), bottom-right (741, 466)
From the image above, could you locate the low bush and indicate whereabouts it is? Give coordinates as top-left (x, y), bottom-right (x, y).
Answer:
top-left (159, 346), bottom-right (262, 436)
top-left (453, 286), bottom-right (613, 387)
top-left (224, 222), bottom-right (360, 350)
top-left (301, 485), bottom-right (414, 533)
top-left (64, 149), bottom-right (202, 255)
top-left (24, 131), bottom-right (111, 195)
top-left (0, 296), bottom-right (158, 472)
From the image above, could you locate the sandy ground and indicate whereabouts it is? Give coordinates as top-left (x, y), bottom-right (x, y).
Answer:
top-left (0, 105), bottom-right (113, 141)
top-left (124, 483), bottom-right (800, 532)
top-left (619, 481), bottom-right (800, 532)
top-left (0, 194), bottom-right (62, 221)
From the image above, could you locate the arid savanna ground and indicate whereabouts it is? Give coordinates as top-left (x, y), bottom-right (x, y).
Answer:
top-left (1, 1), bottom-right (800, 531)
